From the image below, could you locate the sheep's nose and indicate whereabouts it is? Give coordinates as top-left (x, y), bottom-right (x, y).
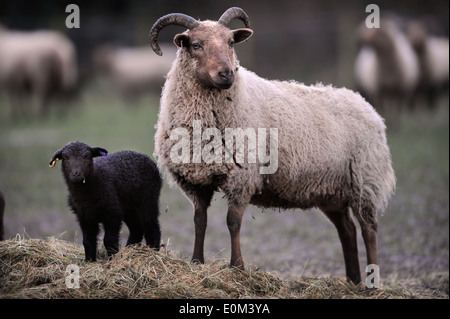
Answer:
top-left (72, 171), bottom-right (81, 177)
top-left (218, 70), bottom-right (233, 82)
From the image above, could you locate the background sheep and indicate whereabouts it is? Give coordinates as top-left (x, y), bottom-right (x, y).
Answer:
top-left (49, 141), bottom-right (162, 261)
top-left (0, 189), bottom-right (5, 241)
top-left (150, 7), bottom-right (395, 284)
top-left (0, 26), bottom-right (78, 118)
top-left (407, 21), bottom-right (449, 109)
top-left (93, 44), bottom-right (176, 100)
top-left (354, 17), bottom-right (420, 113)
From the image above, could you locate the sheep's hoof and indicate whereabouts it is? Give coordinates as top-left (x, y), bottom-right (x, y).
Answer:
top-left (191, 258), bottom-right (205, 265)
top-left (230, 261), bottom-right (245, 271)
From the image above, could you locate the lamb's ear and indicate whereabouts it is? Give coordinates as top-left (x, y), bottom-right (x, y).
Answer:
top-left (49, 149), bottom-right (63, 168)
top-left (233, 28), bottom-right (253, 44)
top-left (174, 33), bottom-right (190, 48)
top-left (91, 147), bottom-right (108, 157)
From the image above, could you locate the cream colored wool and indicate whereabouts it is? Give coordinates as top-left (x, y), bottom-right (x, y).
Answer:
top-left (155, 22), bottom-right (395, 224)
top-left (354, 19), bottom-right (420, 104)
top-left (0, 28), bottom-right (78, 91)
top-left (93, 44), bottom-right (176, 96)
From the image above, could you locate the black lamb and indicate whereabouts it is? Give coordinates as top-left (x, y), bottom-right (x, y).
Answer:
top-left (49, 141), bottom-right (162, 261)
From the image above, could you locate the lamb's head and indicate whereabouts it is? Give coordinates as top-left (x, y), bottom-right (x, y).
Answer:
top-left (49, 141), bottom-right (108, 184)
top-left (150, 7), bottom-right (253, 89)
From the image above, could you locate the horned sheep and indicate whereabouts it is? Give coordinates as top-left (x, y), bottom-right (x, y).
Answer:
top-left (150, 7), bottom-right (395, 284)
top-left (49, 141), bottom-right (162, 261)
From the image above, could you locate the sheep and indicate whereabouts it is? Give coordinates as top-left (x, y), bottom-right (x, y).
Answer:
top-left (354, 18), bottom-right (420, 113)
top-left (0, 189), bottom-right (5, 241)
top-left (49, 141), bottom-right (162, 261)
top-left (407, 21), bottom-right (449, 109)
top-left (149, 7), bottom-right (396, 284)
top-left (93, 44), bottom-right (176, 100)
top-left (0, 26), bottom-right (78, 118)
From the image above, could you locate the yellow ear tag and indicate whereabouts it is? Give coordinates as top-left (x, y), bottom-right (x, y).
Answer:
top-left (49, 158), bottom-right (59, 168)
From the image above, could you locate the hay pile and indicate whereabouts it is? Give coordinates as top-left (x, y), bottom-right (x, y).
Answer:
top-left (0, 236), bottom-right (446, 299)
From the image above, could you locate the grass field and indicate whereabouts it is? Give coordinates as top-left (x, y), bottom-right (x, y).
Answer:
top-left (0, 85), bottom-right (448, 298)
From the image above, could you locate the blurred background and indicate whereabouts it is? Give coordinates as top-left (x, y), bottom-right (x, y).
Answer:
top-left (0, 0), bottom-right (448, 291)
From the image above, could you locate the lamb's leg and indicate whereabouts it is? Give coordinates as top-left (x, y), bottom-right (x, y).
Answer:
top-left (125, 213), bottom-right (144, 246)
top-left (126, 225), bottom-right (144, 246)
top-left (191, 187), bottom-right (214, 264)
top-left (143, 213), bottom-right (161, 250)
top-left (227, 203), bottom-right (246, 269)
top-left (321, 207), bottom-right (361, 284)
top-left (103, 220), bottom-right (121, 257)
top-left (80, 222), bottom-right (99, 262)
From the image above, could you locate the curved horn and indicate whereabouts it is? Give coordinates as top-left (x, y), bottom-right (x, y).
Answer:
top-left (218, 7), bottom-right (250, 28)
top-left (150, 13), bottom-right (200, 56)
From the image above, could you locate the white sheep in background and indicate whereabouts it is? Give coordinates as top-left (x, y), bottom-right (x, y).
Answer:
top-left (354, 18), bottom-right (420, 113)
top-left (93, 44), bottom-right (176, 100)
top-left (407, 21), bottom-right (449, 108)
top-left (150, 7), bottom-right (395, 284)
top-left (0, 26), bottom-right (78, 118)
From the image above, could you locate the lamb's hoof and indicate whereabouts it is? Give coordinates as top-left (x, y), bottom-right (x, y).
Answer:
top-left (191, 258), bottom-right (205, 265)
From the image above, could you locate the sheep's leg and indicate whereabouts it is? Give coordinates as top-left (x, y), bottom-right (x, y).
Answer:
top-left (9, 91), bottom-right (24, 122)
top-left (126, 226), bottom-right (144, 246)
top-left (125, 213), bottom-right (144, 246)
top-left (103, 220), bottom-right (121, 257)
top-left (80, 222), bottom-right (99, 262)
top-left (227, 203), bottom-right (246, 269)
top-left (191, 187), bottom-right (215, 264)
top-left (322, 208), bottom-right (361, 284)
top-left (356, 215), bottom-right (378, 274)
top-left (143, 214), bottom-right (161, 250)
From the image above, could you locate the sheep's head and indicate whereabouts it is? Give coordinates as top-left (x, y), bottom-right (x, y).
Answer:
top-left (49, 141), bottom-right (108, 184)
top-left (150, 7), bottom-right (253, 89)
top-left (357, 20), bottom-right (397, 53)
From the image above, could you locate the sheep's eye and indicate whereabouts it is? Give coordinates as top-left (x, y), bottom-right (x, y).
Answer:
top-left (229, 41), bottom-right (235, 48)
top-left (192, 42), bottom-right (202, 50)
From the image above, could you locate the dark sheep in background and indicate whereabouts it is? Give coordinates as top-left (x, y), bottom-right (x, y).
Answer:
top-left (0, 189), bottom-right (5, 241)
top-left (49, 141), bottom-right (162, 261)
top-left (354, 18), bottom-right (420, 113)
top-left (407, 21), bottom-right (449, 109)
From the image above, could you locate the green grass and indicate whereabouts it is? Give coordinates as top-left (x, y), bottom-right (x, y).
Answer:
top-left (0, 86), bottom-right (160, 240)
top-left (0, 86), bottom-right (448, 298)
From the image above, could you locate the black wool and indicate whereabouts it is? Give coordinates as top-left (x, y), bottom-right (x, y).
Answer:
top-left (50, 141), bottom-right (162, 261)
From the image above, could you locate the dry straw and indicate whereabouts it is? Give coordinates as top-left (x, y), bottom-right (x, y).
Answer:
top-left (0, 236), bottom-right (446, 299)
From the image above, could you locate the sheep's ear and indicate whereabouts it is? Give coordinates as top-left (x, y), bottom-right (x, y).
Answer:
top-left (174, 33), bottom-right (190, 48)
top-left (49, 149), bottom-right (63, 168)
top-left (91, 147), bottom-right (108, 157)
top-left (233, 28), bottom-right (253, 44)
